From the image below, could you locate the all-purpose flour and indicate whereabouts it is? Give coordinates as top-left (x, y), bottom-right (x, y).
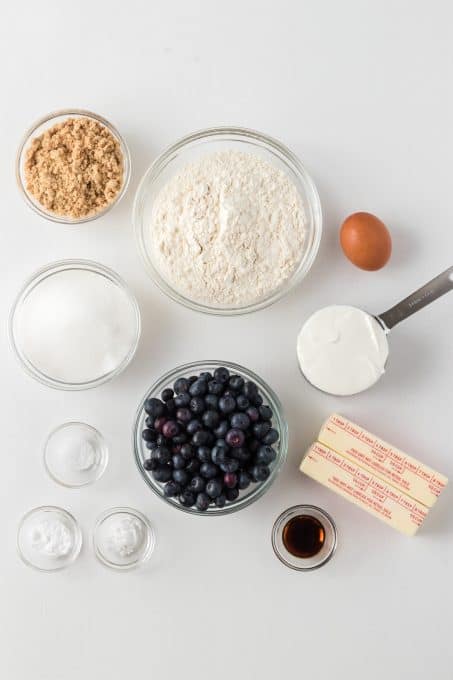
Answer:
top-left (150, 151), bottom-right (307, 306)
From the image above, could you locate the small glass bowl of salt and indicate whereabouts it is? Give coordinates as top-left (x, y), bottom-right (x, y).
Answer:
top-left (44, 422), bottom-right (109, 488)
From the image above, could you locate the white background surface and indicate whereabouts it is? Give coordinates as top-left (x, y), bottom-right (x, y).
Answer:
top-left (1, 2), bottom-right (452, 678)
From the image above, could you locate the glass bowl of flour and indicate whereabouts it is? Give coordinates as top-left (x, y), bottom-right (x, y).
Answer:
top-left (133, 127), bottom-right (322, 315)
top-left (9, 260), bottom-right (141, 390)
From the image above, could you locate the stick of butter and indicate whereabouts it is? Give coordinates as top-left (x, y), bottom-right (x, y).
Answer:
top-left (319, 414), bottom-right (447, 507)
top-left (300, 442), bottom-right (429, 536)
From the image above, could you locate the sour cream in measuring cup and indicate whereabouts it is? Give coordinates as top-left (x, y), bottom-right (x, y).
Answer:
top-left (296, 305), bottom-right (389, 396)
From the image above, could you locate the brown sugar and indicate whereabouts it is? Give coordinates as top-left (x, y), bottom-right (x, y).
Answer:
top-left (24, 117), bottom-right (124, 219)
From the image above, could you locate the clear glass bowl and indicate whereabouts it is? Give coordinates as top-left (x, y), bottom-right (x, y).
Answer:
top-left (133, 126), bottom-right (322, 315)
top-left (16, 109), bottom-right (131, 224)
top-left (17, 506), bottom-right (83, 572)
top-left (93, 507), bottom-right (156, 570)
top-left (9, 259), bottom-right (141, 390)
top-left (43, 422), bottom-right (109, 487)
top-left (133, 360), bottom-right (288, 516)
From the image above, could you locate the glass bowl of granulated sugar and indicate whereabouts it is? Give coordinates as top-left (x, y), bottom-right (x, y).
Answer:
top-left (133, 127), bottom-right (322, 316)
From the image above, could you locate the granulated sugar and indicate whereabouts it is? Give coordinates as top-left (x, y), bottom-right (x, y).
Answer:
top-left (150, 150), bottom-right (307, 306)
top-left (15, 269), bottom-right (137, 384)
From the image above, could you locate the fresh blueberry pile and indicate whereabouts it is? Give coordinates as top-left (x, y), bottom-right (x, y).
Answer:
top-left (141, 366), bottom-right (280, 511)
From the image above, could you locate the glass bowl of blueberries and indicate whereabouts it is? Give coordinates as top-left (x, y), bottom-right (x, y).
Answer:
top-left (133, 360), bottom-right (288, 515)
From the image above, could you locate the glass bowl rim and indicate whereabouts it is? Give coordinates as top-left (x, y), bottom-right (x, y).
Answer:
top-left (43, 421), bottom-right (109, 488)
top-left (16, 108), bottom-right (131, 225)
top-left (17, 505), bottom-right (83, 572)
top-left (92, 506), bottom-right (156, 570)
top-left (133, 125), bottom-right (322, 316)
top-left (133, 359), bottom-right (288, 516)
top-left (9, 258), bottom-right (141, 391)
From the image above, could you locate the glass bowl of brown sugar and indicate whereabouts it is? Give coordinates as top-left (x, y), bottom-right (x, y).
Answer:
top-left (16, 109), bottom-right (131, 225)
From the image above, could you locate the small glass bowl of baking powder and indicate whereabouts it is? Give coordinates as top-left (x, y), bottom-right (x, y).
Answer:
top-left (93, 507), bottom-right (156, 570)
top-left (133, 126), bottom-right (322, 316)
top-left (16, 109), bottom-right (131, 225)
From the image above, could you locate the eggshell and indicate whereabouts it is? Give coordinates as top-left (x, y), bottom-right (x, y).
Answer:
top-left (340, 212), bottom-right (392, 271)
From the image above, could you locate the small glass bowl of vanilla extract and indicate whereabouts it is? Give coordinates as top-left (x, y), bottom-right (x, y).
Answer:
top-left (272, 505), bottom-right (337, 571)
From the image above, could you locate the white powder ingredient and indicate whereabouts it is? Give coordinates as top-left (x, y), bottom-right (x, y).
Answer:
top-left (150, 151), bottom-right (307, 306)
top-left (108, 517), bottom-right (144, 557)
top-left (15, 269), bottom-right (137, 384)
top-left (31, 519), bottom-right (73, 558)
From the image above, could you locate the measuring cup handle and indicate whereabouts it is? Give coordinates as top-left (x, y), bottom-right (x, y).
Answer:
top-left (377, 266), bottom-right (453, 331)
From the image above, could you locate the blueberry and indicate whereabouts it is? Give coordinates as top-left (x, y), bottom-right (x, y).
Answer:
top-left (192, 430), bottom-right (211, 447)
top-left (145, 440), bottom-right (158, 450)
top-left (226, 487), bottom-right (239, 502)
top-left (211, 445), bottom-right (228, 465)
top-left (144, 398), bottom-right (165, 417)
top-left (180, 443), bottom-right (194, 460)
top-left (174, 393), bottom-right (191, 408)
top-left (190, 397), bottom-right (205, 415)
top-left (197, 446), bottom-right (212, 463)
top-left (188, 375), bottom-right (198, 384)
top-left (166, 398), bottom-right (176, 414)
top-left (155, 446), bottom-right (171, 465)
top-left (196, 492), bottom-right (211, 511)
top-left (189, 379), bottom-right (208, 397)
top-left (200, 462), bottom-right (219, 479)
top-left (161, 388), bottom-right (174, 402)
top-left (253, 393), bottom-right (263, 407)
top-left (214, 420), bottom-right (229, 437)
top-left (206, 478), bottom-right (223, 498)
top-left (172, 444), bottom-right (182, 454)
top-left (174, 377), bottom-right (189, 394)
top-left (189, 475), bottom-right (206, 493)
top-left (203, 410), bottom-right (220, 429)
top-left (219, 396), bottom-right (236, 414)
top-left (187, 419), bottom-right (202, 435)
top-left (230, 447), bottom-right (251, 463)
top-left (263, 428), bottom-right (279, 445)
top-left (154, 416), bottom-right (167, 433)
top-left (172, 453), bottom-right (186, 469)
top-left (225, 428), bottom-right (245, 448)
top-left (214, 367), bottom-right (230, 384)
top-left (229, 375), bottom-right (244, 392)
top-left (215, 493), bottom-right (226, 508)
top-left (179, 490), bottom-right (196, 507)
top-left (156, 433), bottom-right (168, 447)
top-left (153, 466), bottom-right (173, 483)
top-left (246, 406), bottom-right (260, 423)
top-left (164, 480), bottom-right (181, 497)
top-left (253, 422), bottom-right (271, 440)
top-left (200, 371), bottom-right (213, 382)
top-left (173, 469), bottom-right (189, 486)
top-left (145, 416), bottom-right (156, 428)
top-left (259, 405), bottom-right (273, 420)
top-left (176, 407), bottom-right (191, 424)
top-left (220, 458), bottom-right (239, 473)
top-left (248, 439), bottom-right (261, 453)
top-left (142, 428), bottom-right (156, 442)
top-left (185, 458), bottom-right (201, 475)
top-left (230, 413), bottom-right (250, 430)
top-left (162, 420), bottom-right (179, 439)
top-left (236, 394), bottom-right (250, 411)
top-left (204, 394), bottom-right (219, 410)
top-left (249, 464), bottom-right (270, 482)
top-left (143, 458), bottom-right (157, 471)
top-left (238, 471), bottom-right (251, 489)
top-left (256, 445), bottom-right (276, 465)
top-left (208, 380), bottom-right (224, 395)
top-left (224, 472), bottom-right (238, 488)
top-left (243, 381), bottom-right (258, 399)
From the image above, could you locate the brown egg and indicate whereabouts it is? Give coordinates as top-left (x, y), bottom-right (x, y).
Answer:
top-left (340, 212), bottom-right (392, 271)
